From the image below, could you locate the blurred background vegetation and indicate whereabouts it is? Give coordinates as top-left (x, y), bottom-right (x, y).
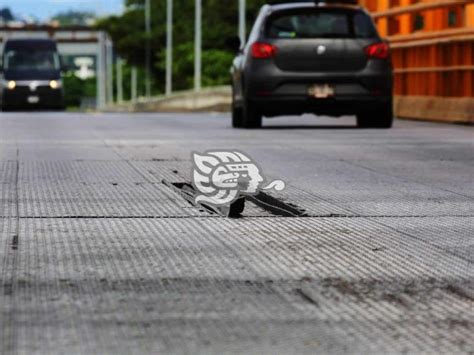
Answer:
top-left (63, 75), bottom-right (97, 108)
top-left (96, 0), bottom-right (269, 96)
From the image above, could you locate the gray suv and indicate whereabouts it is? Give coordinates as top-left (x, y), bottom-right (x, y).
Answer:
top-left (230, 0), bottom-right (393, 128)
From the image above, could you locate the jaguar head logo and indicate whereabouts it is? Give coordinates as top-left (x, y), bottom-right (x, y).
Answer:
top-left (192, 151), bottom-right (285, 207)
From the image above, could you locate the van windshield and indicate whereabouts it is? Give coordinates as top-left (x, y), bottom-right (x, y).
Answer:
top-left (4, 49), bottom-right (60, 71)
top-left (267, 9), bottom-right (378, 39)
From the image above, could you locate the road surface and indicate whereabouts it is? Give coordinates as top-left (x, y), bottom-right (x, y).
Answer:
top-left (0, 112), bottom-right (473, 354)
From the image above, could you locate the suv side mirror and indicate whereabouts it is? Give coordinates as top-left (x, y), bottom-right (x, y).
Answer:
top-left (225, 36), bottom-right (242, 54)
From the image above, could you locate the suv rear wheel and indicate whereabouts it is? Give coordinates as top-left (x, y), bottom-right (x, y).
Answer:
top-left (242, 99), bottom-right (262, 129)
top-left (232, 104), bottom-right (243, 128)
top-left (231, 85), bottom-right (244, 128)
top-left (357, 104), bottom-right (393, 129)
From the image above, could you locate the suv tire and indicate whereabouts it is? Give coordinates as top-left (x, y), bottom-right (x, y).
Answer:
top-left (231, 85), bottom-right (244, 128)
top-left (357, 103), bottom-right (393, 129)
top-left (232, 103), bottom-right (243, 128)
top-left (242, 99), bottom-right (262, 129)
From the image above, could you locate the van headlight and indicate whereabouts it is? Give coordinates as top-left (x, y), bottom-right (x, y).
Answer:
top-left (49, 80), bottom-right (62, 89)
top-left (6, 80), bottom-right (16, 90)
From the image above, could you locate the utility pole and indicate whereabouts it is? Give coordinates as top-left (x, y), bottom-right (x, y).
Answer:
top-left (106, 36), bottom-right (114, 105)
top-left (239, 0), bottom-right (246, 46)
top-left (194, 0), bottom-right (202, 92)
top-left (116, 57), bottom-right (123, 104)
top-left (131, 67), bottom-right (138, 103)
top-left (96, 31), bottom-right (107, 110)
top-left (145, 0), bottom-right (152, 98)
top-left (166, 0), bottom-right (173, 96)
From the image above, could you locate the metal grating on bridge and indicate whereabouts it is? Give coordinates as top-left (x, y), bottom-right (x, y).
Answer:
top-left (0, 112), bottom-right (473, 354)
top-left (1, 216), bottom-right (472, 354)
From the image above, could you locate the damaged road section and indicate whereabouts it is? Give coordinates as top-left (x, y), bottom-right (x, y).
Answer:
top-left (1, 112), bottom-right (473, 354)
top-left (163, 179), bottom-right (308, 218)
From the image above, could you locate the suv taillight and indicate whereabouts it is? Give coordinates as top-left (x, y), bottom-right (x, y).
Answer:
top-left (365, 42), bottom-right (390, 59)
top-left (251, 42), bottom-right (278, 59)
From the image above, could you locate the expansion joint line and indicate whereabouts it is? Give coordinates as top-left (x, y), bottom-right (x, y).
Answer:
top-left (2, 148), bottom-right (20, 354)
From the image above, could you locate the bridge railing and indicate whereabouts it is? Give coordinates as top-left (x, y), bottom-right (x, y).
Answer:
top-left (390, 30), bottom-right (474, 97)
top-left (367, 0), bottom-right (474, 123)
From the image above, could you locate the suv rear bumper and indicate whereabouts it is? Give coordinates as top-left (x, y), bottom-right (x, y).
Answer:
top-left (241, 60), bottom-right (393, 116)
top-left (252, 95), bottom-right (392, 117)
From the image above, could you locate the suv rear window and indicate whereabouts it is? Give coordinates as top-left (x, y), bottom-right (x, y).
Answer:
top-left (267, 9), bottom-right (377, 39)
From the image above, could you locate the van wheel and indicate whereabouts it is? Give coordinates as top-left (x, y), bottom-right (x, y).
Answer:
top-left (357, 104), bottom-right (393, 129)
top-left (242, 99), bottom-right (262, 129)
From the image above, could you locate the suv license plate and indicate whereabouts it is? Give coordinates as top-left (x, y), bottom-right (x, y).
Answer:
top-left (27, 96), bottom-right (40, 104)
top-left (308, 84), bottom-right (334, 98)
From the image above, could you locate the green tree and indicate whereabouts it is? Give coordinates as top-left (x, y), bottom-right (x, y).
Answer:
top-left (63, 73), bottom-right (96, 108)
top-left (0, 8), bottom-right (14, 22)
top-left (97, 0), bottom-right (268, 94)
top-left (52, 10), bottom-right (96, 26)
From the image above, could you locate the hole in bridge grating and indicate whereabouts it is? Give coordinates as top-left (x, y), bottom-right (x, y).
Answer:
top-left (166, 182), bottom-right (217, 215)
top-left (163, 180), bottom-right (308, 218)
top-left (247, 192), bottom-right (309, 218)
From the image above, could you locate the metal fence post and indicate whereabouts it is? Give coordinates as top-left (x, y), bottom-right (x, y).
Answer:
top-left (239, 0), bottom-right (246, 46)
top-left (96, 31), bottom-right (107, 110)
top-left (166, 0), bottom-right (173, 96)
top-left (194, 0), bottom-right (202, 92)
top-left (106, 36), bottom-right (114, 105)
top-left (131, 66), bottom-right (138, 103)
top-left (117, 57), bottom-right (123, 104)
top-left (145, 0), bottom-right (152, 98)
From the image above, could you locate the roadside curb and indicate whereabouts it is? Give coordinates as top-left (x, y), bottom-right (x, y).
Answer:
top-left (105, 86), bottom-right (231, 113)
top-left (395, 95), bottom-right (474, 125)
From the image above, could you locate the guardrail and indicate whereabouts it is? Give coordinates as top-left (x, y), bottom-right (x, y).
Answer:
top-left (372, 0), bottom-right (474, 19)
top-left (371, 0), bottom-right (474, 123)
top-left (390, 36), bottom-right (474, 97)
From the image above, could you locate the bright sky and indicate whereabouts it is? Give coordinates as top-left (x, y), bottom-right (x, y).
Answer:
top-left (0, 0), bottom-right (124, 20)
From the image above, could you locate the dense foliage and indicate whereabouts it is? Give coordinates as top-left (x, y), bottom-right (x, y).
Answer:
top-left (63, 74), bottom-right (96, 108)
top-left (0, 8), bottom-right (14, 22)
top-left (97, 0), bottom-right (268, 94)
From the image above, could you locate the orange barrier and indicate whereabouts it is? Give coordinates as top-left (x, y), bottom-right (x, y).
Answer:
top-left (364, 0), bottom-right (474, 122)
top-left (372, 0), bottom-right (474, 20)
top-left (390, 37), bottom-right (474, 97)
